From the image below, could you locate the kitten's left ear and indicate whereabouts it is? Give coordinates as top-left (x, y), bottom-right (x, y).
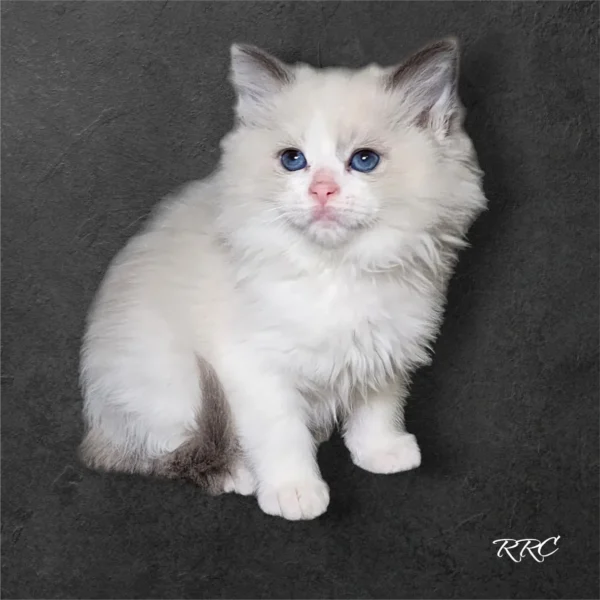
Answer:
top-left (230, 44), bottom-right (293, 125)
top-left (386, 38), bottom-right (461, 136)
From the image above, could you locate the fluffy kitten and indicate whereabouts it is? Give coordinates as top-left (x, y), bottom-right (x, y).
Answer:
top-left (80, 38), bottom-right (487, 520)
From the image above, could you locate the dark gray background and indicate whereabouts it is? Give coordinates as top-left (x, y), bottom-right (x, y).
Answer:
top-left (2, 1), bottom-right (598, 598)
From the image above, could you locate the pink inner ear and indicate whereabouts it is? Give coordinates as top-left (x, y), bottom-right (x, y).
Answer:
top-left (309, 169), bottom-right (340, 206)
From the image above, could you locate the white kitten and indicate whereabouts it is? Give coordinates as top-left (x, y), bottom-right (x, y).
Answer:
top-left (80, 39), bottom-right (487, 520)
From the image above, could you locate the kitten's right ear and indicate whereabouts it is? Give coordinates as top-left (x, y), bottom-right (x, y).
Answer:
top-left (230, 44), bottom-right (293, 125)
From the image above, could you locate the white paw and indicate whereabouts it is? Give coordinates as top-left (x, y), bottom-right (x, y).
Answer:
top-left (222, 463), bottom-right (256, 496)
top-left (351, 433), bottom-right (421, 474)
top-left (257, 479), bottom-right (330, 520)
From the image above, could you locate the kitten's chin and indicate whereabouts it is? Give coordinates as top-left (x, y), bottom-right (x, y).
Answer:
top-left (303, 220), bottom-right (356, 248)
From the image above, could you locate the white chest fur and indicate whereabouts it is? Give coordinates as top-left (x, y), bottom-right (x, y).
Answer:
top-left (237, 265), bottom-right (441, 399)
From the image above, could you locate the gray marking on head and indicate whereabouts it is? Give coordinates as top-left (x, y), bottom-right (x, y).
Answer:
top-left (387, 38), bottom-right (459, 92)
top-left (234, 44), bottom-right (293, 86)
top-left (385, 38), bottom-right (461, 135)
top-left (230, 44), bottom-right (294, 127)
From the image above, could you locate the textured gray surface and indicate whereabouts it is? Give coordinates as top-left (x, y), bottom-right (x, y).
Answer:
top-left (2, 1), bottom-right (598, 598)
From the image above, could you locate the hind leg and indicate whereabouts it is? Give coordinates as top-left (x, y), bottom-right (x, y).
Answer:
top-left (222, 459), bottom-right (256, 496)
top-left (83, 324), bottom-right (202, 451)
top-left (81, 378), bottom-right (200, 473)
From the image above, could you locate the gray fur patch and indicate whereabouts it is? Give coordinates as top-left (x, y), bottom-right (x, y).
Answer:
top-left (79, 428), bottom-right (154, 475)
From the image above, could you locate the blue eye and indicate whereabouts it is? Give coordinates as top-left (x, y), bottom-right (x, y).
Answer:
top-left (349, 149), bottom-right (380, 173)
top-left (280, 149), bottom-right (307, 171)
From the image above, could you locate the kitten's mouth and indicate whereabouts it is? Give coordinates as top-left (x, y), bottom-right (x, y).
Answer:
top-left (309, 207), bottom-right (370, 231)
top-left (281, 206), bottom-right (371, 245)
top-left (310, 206), bottom-right (340, 225)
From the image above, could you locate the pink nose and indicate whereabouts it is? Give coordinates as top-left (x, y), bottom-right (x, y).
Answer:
top-left (309, 177), bottom-right (340, 206)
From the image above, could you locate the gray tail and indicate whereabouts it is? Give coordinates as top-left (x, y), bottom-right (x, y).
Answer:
top-left (153, 360), bottom-right (240, 495)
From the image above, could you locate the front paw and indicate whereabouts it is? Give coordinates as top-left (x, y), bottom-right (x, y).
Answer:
top-left (350, 433), bottom-right (421, 474)
top-left (257, 478), bottom-right (330, 520)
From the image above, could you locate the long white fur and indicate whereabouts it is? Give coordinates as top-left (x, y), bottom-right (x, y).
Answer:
top-left (80, 40), bottom-right (487, 520)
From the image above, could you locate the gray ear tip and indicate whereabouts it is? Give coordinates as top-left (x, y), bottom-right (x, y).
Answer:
top-left (231, 43), bottom-right (269, 61)
top-left (230, 43), bottom-right (251, 58)
top-left (444, 36), bottom-right (460, 48)
top-left (430, 35), bottom-right (460, 58)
